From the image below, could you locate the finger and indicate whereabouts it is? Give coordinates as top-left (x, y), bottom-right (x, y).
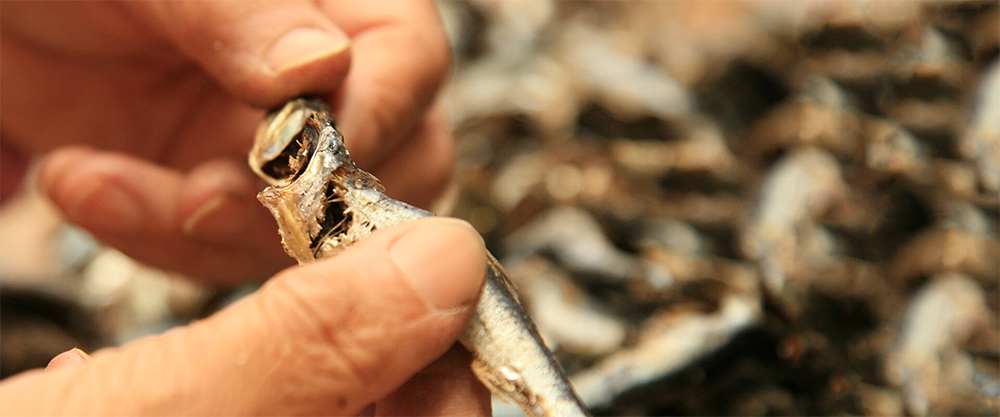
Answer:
top-left (0, 218), bottom-right (487, 416)
top-left (319, 0), bottom-right (451, 169)
top-left (374, 346), bottom-right (491, 416)
top-left (37, 146), bottom-right (290, 285)
top-left (373, 106), bottom-right (455, 209)
top-left (44, 348), bottom-right (91, 372)
top-left (122, 0), bottom-right (352, 108)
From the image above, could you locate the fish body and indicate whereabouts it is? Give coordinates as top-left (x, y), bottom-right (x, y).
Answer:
top-left (249, 97), bottom-right (588, 417)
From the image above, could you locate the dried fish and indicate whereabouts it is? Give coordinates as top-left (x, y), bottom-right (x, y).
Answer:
top-left (557, 21), bottom-right (692, 122)
top-left (885, 273), bottom-right (997, 416)
top-left (570, 293), bottom-right (762, 410)
top-left (633, 218), bottom-right (705, 257)
top-left (748, 77), bottom-right (863, 159)
top-left (890, 26), bottom-right (970, 92)
top-left (960, 60), bottom-right (1000, 193)
top-left (489, 150), bottom-right (551, 212)
top-left (447, 55), bottom-right (579, 139)
top-left (503, 205), bottom-right (672, 291)
top-left (505, 256), bottom-right (627, 358)
top-left (864, 117), bottom-right (929, 177)
top-left (468, 0), bottom-right (553, 62)
top-left (741, 147), bottom-right (847, 297)
top-left (858, 383), bottom-right (906, 417)
top-left (9, 3), bottom-right (999, 417)
top-left (611, 117), bottom-right (735, 179)
top-left (249, 98), bottom-right (588, 417)
top-left (885, 98), bottom-right (966, 137)
top-left (886, 223), bottom-right (1000, 285)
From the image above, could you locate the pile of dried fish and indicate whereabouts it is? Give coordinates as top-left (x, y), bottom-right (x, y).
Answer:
top-left (436, 1), bottom-right (998, 415)
top-left (1, 1), bottom-right (996, 416)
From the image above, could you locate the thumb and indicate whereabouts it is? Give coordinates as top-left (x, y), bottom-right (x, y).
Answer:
top-left (0, 218), bottom-right (486, 416)
top-left (123, 0), bottom-right (351, 108)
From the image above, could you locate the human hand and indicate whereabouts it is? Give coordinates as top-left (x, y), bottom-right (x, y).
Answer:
top-left (0, 218), bottom-right (491, 416)
top-left (0, 0), bottom-right (453, 284)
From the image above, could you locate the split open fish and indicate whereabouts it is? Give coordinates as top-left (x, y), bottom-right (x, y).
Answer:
top-left (248, 97), bottom-right (589, 417)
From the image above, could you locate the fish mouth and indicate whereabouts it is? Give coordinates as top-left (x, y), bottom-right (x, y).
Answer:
top-left (250, 97), bottom-right (330, 186)
top-left (258, 122), bottom-right (314, 184)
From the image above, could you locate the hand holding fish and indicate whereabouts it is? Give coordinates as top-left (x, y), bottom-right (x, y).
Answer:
top-left (2, 0), bottom-right (453, 283)
top-left (0, 218), bottom-right (492, 415)
top-left (0, 1), bottom-right (496, 415)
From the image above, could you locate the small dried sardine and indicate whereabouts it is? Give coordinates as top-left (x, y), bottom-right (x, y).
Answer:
top-left (747, 77), bottom-right (863, 158)
top-left (864, 118), bottom-right (928, 176)
top-left (741, 147), bottom-right (847, 295)
top-left (505, 256), bottom-right (627, 357)
top-left (885, 273), bottom-right (996, 416)
top-left (570, 293), bottom-right (762, 409)
top-left (558, 22), bottom-right (692, 121)
top-left (503, 205), bottom-right (672, 290)
top-left (248, 97), bottom-right (589, 417)
top-left (961, 60), bottom-right (1000, 193)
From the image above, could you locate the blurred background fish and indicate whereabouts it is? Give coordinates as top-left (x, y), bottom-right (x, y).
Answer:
top-left (2, 1), bottom-right (997, 416)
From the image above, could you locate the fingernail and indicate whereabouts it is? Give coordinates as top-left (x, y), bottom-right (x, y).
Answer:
top-left (264, 27), bottom-right (350, 75)
top-left (45, 347), bottom-right (91, 371)
top-left (69, 181), bottom-right (142, 235)
top-left (182, 194), bottom-right (249, 240)
top-left (390, 219), bottom-right (486, 311)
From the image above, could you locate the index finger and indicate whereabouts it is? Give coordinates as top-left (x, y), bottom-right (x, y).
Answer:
top-left (318, 0), bottom-right (451, 170)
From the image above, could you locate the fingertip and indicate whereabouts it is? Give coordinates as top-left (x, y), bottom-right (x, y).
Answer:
top-left (177, 159), bottom-right (267, 242)
top-left (45, 348), bottom-right (91, 372)
top-left (389, 217), bottom-right (486, 312)
top-left (263, 27), bottom-right (350, 77)
top-left (124, 0), bottom-right (353, 109)
top-left (248, 25), bottom-right (353, 108)
top-left (36, 149), bottom-right (146, 235)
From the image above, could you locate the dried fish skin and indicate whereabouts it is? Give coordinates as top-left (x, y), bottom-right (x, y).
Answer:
top-left (250, 98), bottom-right (589, 417)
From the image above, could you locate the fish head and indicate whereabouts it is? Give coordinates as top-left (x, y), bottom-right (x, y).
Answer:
top-left (250, 97), bottom-right (383, 261)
